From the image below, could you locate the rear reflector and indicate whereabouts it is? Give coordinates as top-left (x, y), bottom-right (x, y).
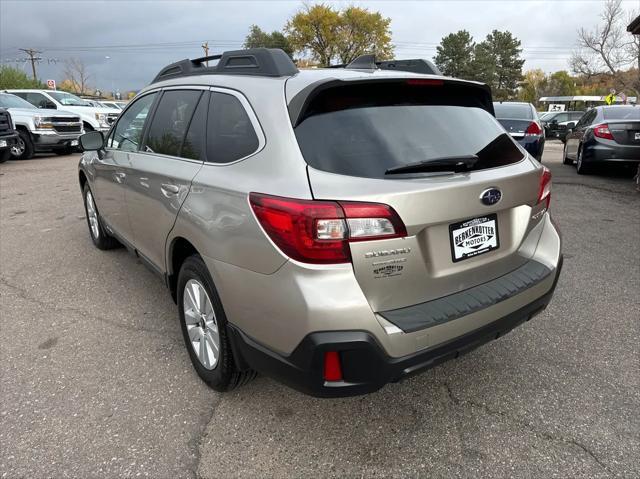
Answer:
top-left (323, 351), bottom-right (343, 382)
top-left (537, 166), bottom-right (552, 209)
top-left (593, 123), bottom-right (614, 140)
top-left (249, 193), bottom-right (407, 264)
top-left (525, 122), bottom-right (543, 136)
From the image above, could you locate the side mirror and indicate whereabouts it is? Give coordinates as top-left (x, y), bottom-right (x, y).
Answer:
top-left (80, 130), bottom-right (104, 151)
top-left (566, 122), bottom-right (576, 130)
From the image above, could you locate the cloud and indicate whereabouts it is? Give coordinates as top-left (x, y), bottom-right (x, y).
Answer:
top-left (1, 0), bottom-right (636, 92)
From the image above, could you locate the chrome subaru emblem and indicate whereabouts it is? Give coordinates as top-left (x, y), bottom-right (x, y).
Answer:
top-left (480, 188), bottom-right (502, 206)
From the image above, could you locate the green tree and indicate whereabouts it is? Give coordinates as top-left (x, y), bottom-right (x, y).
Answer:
top-left (518, 69), bottom-right (547, 104)
top-left (244, 25), bottom-right (294, 59)
top-left (545, 71), bottom-right (576, 96)
top-left (472, 30), bottom-right (525, 100)
top-left (0, 66), bottom-right (45, 89)
top-left (285, 4), bottom-right (393, 66)
top-left (434, 30), bottom-right (475, 78)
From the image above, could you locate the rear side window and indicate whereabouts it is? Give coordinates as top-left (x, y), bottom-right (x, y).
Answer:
top-left (603, 107), bottom-right (640, 121)
top-left (206, 92), bottom-right (259, 164)
top-left (181, 92), bottom-right (209, 161)
top-left (295, 82), bottom-right (523, 179)
top-left (493, 103), bottom-right (533, 120)
top-left (144, 90), bottom-right (202, 157)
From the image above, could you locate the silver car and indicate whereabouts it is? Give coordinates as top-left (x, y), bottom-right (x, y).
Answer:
top-left (78, 49), bottom-right (562, 397)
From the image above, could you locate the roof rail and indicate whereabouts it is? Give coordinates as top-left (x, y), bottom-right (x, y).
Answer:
top-left (329, 54), bottom-right (441, 75)
top-left (151, 48), bottom-right (299, 84)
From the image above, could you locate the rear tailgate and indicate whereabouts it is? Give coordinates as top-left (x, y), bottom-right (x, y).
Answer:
top-left (293, 77), bottom-right (547, 312)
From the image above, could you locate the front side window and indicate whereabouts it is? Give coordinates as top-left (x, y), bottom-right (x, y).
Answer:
top-left (21, 92), bottom-right (50, 109)
top-left (143, 90), bottom-right (202, 157)
top-left (206, 92), bottom-right (259, 164)
top-left (108, 93), bottom-right (157, 151)
top-left (47, 91), bottom-right (89, 106)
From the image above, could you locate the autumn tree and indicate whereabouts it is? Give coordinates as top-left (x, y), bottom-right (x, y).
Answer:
top-left (546, 71), bottom-right (576, 96)
top-left (62, 58), bottom-right (91, 95)
top-left (285, 4), bottom-right (393, 66)
top-left (571, 0), bottom-right (639, 96)
top-left (518, 69), bottom-right (547, 104)
top-left (434, 30), bottom-right (475, 78)
top-left (244, 25), bottom-right (295, 58)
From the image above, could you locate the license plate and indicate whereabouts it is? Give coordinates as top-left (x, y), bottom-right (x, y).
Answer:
top-left (0, 140), bottom-right (6, 148)
top-left (70, 140), bottom-right (79, 146)
top-left (634, 132), bottom-right (640, 141)
top-left (449, 214), bottom-right (500, 262)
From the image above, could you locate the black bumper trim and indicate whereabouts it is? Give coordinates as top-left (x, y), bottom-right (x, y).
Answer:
top-left (379, 260), bottom-right (552, 333)
top-left (228, 256), bottom-right (562, 398)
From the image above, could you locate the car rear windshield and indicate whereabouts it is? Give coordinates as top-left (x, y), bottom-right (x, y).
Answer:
top-left (493, 103), bottom-right (533, 120)
top-left (603, 107), bottom-right (640, 120)
top-left (294, 82), bottom-right (523, 179)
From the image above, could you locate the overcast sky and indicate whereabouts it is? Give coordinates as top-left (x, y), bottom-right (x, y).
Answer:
top-left (1, 0), bottom-right (638, 93)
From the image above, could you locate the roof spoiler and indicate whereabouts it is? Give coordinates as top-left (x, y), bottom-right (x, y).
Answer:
top-left (328, 54), bottom-right (442, 75)
top-left (151, 48), bottom-right (299, 84)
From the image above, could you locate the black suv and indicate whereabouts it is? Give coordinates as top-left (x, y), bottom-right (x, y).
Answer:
top-left (0, 108), bottom-right (19, 163)
top-left (540, 111), bottom-right (584, 142)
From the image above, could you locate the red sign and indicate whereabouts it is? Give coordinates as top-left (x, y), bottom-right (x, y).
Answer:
top-left (46, 79), bottom-right (56, 90)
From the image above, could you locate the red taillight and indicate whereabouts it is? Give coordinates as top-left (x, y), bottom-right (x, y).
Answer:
top-left (525, 122), bottom-right (542, 136)
top-left (249, 193), bottom-right (407, 264)
top-left (593, 123), bottom-right (614, 140)
top-left (323, 351), bottom-right (343, 382)
top-left (406, 79), bottom-right (444, 86)
top-left (537, 166), bottom-right (552, 209)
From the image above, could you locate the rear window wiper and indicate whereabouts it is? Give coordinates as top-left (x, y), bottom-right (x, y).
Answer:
top-left (384, 155), bottom-right (479, 175)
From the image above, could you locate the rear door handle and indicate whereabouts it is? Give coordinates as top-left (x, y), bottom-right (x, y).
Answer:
top-left (113, 172), bottom-right (126, 183)
top-left (161, 183), bottom-right (180, 196)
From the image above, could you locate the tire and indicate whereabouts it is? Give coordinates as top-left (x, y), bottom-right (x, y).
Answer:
top-left (575, 146), bottom-right (591, 175)
top-left (54, 146), bottom-right (73, 156)
top-left (177, 255), bottom-right (256, 391)
top-left (0, 148), bottom-right (11, 163)
top-left (82, 183), bottom-right (120, 250)
top-left (11, 130), bottom-right (34, 160)
top-left (562, 142), bottom-right (573, 165)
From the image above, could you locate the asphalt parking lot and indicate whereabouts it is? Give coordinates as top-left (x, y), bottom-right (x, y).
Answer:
top-left (1, 141), bottom-right (638, 478)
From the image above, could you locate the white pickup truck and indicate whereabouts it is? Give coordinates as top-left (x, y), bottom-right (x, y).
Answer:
top-left (0, 92), bottom-right (84, 159)
top-left (6, 89), bottom-right (120, 133)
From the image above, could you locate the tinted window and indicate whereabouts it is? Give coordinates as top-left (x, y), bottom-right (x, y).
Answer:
top-left (493, 103), bottom-right (533, 119)
top-left (181, 92), bottom-right (209, 161)
top-left (296, 85), bottom-right (522, 179)
top-left (603, 107), bottom-right (640, 120)
top-left (206, 92), bottom-right (259, 163)
top-left (144, 90), bottom-right (201, 157)
top-left (108, 93), bottom-right (157, 151)
top-left (19, 92), bottom-right (50, 109)
top-left (578, 110), bottom-right (597, 127)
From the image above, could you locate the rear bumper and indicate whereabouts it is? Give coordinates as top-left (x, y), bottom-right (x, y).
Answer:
top-left (228, 256), bottom-right (563, 398)
top-left (583, 141), bottom-right (640, 163)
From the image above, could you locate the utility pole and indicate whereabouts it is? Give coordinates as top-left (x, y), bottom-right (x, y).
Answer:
top-left (201, 42), bottom-right (209, 66)
top-left (19, 48), bottom-right (42, 81)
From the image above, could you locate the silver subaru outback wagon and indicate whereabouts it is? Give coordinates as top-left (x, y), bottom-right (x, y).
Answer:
top-left (78, 48), bottom-right (562, 397)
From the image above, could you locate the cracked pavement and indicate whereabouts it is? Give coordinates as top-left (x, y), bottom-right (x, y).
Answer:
top-left (1, 142), bottom-right (639, 478)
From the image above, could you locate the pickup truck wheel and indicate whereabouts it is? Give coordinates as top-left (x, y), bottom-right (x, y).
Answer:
top-left (177, 255), bottom-right (256, 391)
top-left (82, 183), bottom-right (119, 250)
top-left (0, 149), bottom-right (11, 163)
top-left (11, 130), bottom-right (34, 160)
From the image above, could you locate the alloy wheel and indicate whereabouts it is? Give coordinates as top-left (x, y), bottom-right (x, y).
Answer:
top-left (85, 190), bottom-right (100, 239)
top-left (11, 137), bottom-right (25, 157)
top-left (183, 279), bottom-right (220, 370)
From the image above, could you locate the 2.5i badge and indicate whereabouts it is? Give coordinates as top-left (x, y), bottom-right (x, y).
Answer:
top-left (449, 214), bottom-right (499, 262)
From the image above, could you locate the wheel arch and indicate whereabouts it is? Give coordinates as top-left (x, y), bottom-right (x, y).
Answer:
top-left (167, 236), bottom-right (201, 303)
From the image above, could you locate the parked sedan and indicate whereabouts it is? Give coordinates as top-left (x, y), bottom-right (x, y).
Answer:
top-left (493, 102), bottom-right (545, 161)
top-left (563, 105), bottom-right (640, 174)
